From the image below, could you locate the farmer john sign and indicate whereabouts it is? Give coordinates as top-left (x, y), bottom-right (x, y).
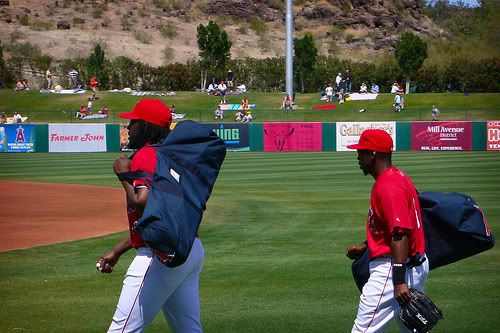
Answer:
top-left (411, 121), bottom-right (472, 151)
top-left (49, 124), bottom-right (107, 152)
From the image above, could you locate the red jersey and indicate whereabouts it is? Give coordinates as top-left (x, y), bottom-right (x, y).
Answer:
top-left (366, 167), bottom-right (425, 259)
top-left (90, 77), bottom-right (98, 89)
top-left (128, 145), bottom-right (157, 248)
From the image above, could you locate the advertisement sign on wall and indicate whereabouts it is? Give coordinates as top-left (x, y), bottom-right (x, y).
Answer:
top-left (336, 122), bottom-right (396, 152)
top-left (205, 123), bottom-right (250, 151)
top-left (263, 122), bottom-right (322, 151)
top-left (49, 124), bottom-right (107, 152)
top-left (0, 124), bottom-right (35, 152)
top-left (487, 121), bottom-right (500, 151)
top-left (411, 121), bottom-right (472, 151)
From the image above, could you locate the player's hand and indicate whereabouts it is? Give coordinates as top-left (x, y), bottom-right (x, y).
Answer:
top-left (394, 283), bottom-right (412, 305)
top-left (96, 253), bottom-right (119, 274)
top-left (346, 243), bottom-right (367, 260)
top-left (113, 155), bottom-right (130, 174)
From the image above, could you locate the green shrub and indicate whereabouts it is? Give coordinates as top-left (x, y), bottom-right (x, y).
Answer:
top-left (101, 17), bottom-right (111, 28)
top-left (19, 15), bottom-right (30, 26)
top-left (133, 30), bottom-right (153, 44)
top-left (159, 23), bottom-right (178, 38)
top-left (344, 32), bottom-right (354, 43)
top-left (162, 46), bottom-right (174, 64)
top-left (120, 15), bottom-right (131, 31)
top-left (72, 17), bottom-right (85, 25)
top-left (237, 24), bottom-right (248, 35)
top-left (31, 20), bottom-right (54, 31)
top-left (9, 30), bottom-right (25, 43)
top-left (250, 19), bottom-right (267, 36)
top-left (92, 8), bottom-right (104, 19)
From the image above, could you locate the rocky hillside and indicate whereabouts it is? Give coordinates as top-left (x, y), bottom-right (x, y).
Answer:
top-left (0, 0), bottom-right (447, 66)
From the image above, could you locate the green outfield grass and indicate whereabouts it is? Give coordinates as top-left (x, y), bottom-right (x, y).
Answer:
top-left (0, 151), bottom-right (499, 332)
top-left (1, 90), bottom-right (500, 123)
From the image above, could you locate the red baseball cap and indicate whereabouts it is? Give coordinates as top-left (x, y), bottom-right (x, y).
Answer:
top-left (120, 99), bottom-right (172, 128)
top-left (346, 129), bottom-right (393, 153)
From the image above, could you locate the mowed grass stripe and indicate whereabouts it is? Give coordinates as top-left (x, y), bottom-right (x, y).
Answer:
top-left (0, 151), bottom-right (499, 332)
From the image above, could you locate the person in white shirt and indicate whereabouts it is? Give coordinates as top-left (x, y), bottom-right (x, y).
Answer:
top-left (87, 98), bottom-right (93, 114)
top-left (393, 92), bottom-right (402, 112)
top-left (13, 112), bottom-right (22, 123)
top-left (214, 105), bottom-right (224, 120)
top-left (335, 73), bottom-right (342, 90)
top-left (218, 80), bottom-right (227, 103)
top-left (207, 83), bottom-right (217, 95)
top-left (359, 82), bottom-right (368, 94)
top-left (325, 83), bottom-right (334, 101)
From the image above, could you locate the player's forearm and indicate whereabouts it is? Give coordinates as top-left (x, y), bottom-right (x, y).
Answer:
top-left (110, 236), bottom-right (132, 257)
top-left (391, 232), bottom-right (409, 264)
top-left (391, 232), bottom-right (409, 285)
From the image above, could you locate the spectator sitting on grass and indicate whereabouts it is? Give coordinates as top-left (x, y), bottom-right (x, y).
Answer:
top-left (370, 82), bottom-right (380, 94)
top-left (243, 111), bottom-right (253, 122)
top-left (207, 82), bottom-right (218, 95)
top-left (215, 105), bottom-right (224, 120)
top-left (359, 82), bottom-right (368, 94)
top-left (241, 96), bottom-right (249, 110)
top-left (282, 94), bottom-right (292, 110)
top-left (325, 83), bottom-right (334, 101)
top-left (98, 106), bottom-right (109, 117)
top-left (235, 109), bottom-right (246, 122)
top-left (13, 112), bottom-right (22, 124)
top-left (0, 112), bottom-right (6, 124)
top-left (14, 81), bottom-right (25, 91)
top-left (75, 105), bottom-right (88, 119)
top-left (432, 105), bottom-right (440, 121)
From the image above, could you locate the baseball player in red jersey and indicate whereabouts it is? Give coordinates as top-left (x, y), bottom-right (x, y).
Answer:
top-left (97, 99), bottom-right (204, 333)
top-left (345, 129), bottom-right (428, 332)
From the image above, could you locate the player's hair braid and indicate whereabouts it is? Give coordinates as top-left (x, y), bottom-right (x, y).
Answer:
top-left (137, 120), bottom-right (170, 147)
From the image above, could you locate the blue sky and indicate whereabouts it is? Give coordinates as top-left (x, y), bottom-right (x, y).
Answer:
top-left (449, 0), bottom-right (480, 7)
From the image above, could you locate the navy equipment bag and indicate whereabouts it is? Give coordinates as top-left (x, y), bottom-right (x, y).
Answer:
top-left (119, 120), bottom-right (226, 267)
top-left (352, 192), bottom-right (495, 292)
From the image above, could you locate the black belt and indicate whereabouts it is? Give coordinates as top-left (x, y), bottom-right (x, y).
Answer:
top-left (370, 253), bottom-right (426, 268)
top-left (407, 253), bottom-right (426, 268)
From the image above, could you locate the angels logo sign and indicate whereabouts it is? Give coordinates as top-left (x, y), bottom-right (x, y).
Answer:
top-left (16, 126), bottom-right (26, 143)
top-left (0, 124), bottom-right (35, 153)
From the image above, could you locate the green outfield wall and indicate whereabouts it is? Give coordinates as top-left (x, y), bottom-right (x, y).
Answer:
top-left (1, 121), bottom-right (498, 153)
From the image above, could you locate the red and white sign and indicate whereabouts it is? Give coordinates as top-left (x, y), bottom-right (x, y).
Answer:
top-left (336, 122), bottom-right (396, 152)
top-left (487, 121), bottom-right (500, 151)
top-left (49, 124), bottom-right (107, 152)
top-left (411, 121), bottom-right (472, 151)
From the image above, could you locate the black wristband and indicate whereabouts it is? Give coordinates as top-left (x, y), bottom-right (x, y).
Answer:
top-left (392, 263), bottom-right (406, 285)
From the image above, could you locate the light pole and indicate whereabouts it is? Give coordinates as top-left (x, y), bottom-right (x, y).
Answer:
top-left (285, 0), bottom-right (294, 104)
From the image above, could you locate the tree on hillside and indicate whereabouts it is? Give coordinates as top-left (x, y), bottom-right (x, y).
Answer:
top-left (196, 21), bottom-right (231, 90)
top-left (86, 44), bottom-right (109, 89)
top-left (294, 34), bottom-right (318, 92)
top-left (0, 41), bottom-right (14, 88)
top-left (6, 42), bottom-right (52, 87)
top-left (395, 32), bottom-right (427, 94)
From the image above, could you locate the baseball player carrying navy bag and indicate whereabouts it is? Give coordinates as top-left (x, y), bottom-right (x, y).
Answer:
top-left (119, 119), bottom-right (226, 267)
top-left (350, 191), bottom-right (495, 333)
top-left (99, 99), bottom-right (225, 333)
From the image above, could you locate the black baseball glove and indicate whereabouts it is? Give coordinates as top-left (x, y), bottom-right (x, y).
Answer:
top-left (399, 289), bottom-right (443, 333)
